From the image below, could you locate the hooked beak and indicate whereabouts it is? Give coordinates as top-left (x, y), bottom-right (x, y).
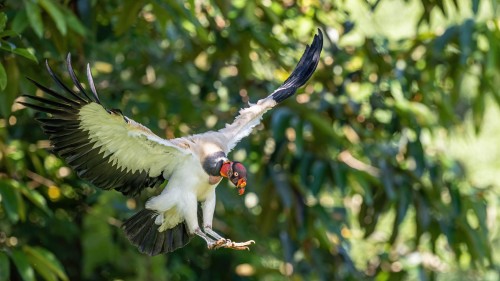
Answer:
top-left (237, 178), bottom-right (247, 195)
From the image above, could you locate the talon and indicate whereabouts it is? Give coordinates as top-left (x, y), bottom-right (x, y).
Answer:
top-left (222, 240), bottom-right (255, 250)
top-left (213, 238), bottom-right (228, 249)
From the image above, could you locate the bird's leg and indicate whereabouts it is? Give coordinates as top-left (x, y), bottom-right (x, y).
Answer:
top-left (201, 192), bottom-right (227, 247)
top-left (200, 191), bottom-right (255, 250)
top-left (204, 225), bottom-right (225, 241)
top-left (194, 228), bottom-right (216, 246)
top-left (182, 193), bottom-right (221, 248)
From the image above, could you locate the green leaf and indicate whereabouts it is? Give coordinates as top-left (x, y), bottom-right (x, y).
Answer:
top-left (0, 63), bottom-right (6, 91)
top-left (0, 12), bottom-right (7, 31)
top-left (0, 42), bottom-right (38, 62)
top-left (10, 249), bottom-right (35, 281)
top-left (39, 0), bottom-right (67, 35)
top-left (11, 48), bottom-right (37, 62)
top-left (310, 161), bottom-right (327, 196)
top-left (271, 108), bottom-right (293, 143)
top-left (64, 9), bottom-right (86, 36)
top-left (0, 57), bottom-right (19, 116)
top-left (114, 0), bottom-right (145, 35)
top-left (459, 18), bottom-right (475, 65)
top-left (380, 160), bottom-right (395, 200)
top-left (0, 180), bottom-right (20, 223)
top-left (24, 246), bottom-right (69, 281)
top-left (24, 0), bottom-right (44, 38)
top-left (472, 0), bottom-right (480, 14)
top-left (19, 184), bottom-right (52, 216)
top-left (331, 162), bottom-right (347, 193)
top-left (0, 252), bottom-right (10, 281)
top-left (11, 9), bottom-right (29, 34)
top-left (293, 118), bottom-right (304, 156)
top-left (0, 30), bottom-right (19, 38)
top-left (472, 90), bottom-right (485, 133)
top-left (270, 165), bottom-right (292, 208)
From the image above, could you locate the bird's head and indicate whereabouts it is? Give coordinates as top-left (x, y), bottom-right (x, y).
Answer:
top-left (220, 161), bottom-right (247, 195)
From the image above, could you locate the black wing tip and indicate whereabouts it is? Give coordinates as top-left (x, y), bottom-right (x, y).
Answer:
top-left (66, 54), bottom-right (96, 102)
top-left (86, 63), bottom-right (102, 104)
top-left (26, 53), bottom-right (102, 108)
top-left (271, 28), bottom-right (324, 103)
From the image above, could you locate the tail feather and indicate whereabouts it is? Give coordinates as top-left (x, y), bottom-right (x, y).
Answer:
top-left (122, 209), bottom-right (193, 255)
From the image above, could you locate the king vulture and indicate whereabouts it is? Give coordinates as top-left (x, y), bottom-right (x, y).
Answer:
top-left (20, 30), bottom-right (323, 255)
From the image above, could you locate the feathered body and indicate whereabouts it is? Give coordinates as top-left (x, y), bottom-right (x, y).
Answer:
top-left (20, 30), bottom-right (323, 255)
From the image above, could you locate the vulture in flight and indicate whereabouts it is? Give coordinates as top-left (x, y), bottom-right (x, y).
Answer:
top-left (20, 30), bottom-right (323, 255)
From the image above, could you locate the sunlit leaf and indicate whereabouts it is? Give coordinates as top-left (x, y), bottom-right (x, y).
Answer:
top-left (0, 43), bottom-right (38, 62)
top-left (19, 184), bottom-right (52, 216)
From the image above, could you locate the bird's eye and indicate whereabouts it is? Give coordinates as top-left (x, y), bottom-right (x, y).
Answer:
top-left (234, 172), bottom-right (239, 177)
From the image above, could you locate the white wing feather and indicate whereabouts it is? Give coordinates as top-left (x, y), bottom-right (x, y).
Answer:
top-left (217, 29), bottom-right (323, 153)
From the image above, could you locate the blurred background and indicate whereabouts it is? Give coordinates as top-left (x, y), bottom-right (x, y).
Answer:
top-left (0, 0), bottom-right (499, 280)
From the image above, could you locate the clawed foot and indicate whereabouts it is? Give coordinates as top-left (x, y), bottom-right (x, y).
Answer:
top-left (207, 238), bottom-right (228, 249)
top-left (208, 239), bottom-right (255, 251)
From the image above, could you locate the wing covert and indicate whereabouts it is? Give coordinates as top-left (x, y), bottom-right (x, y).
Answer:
top-left (20, 54), bottom-right (191, 196)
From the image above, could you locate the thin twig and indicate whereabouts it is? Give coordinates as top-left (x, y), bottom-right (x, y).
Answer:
top-left (26, 170), bottom-right (56, 187)
top-left (338, 150), bottom-right (380, 177)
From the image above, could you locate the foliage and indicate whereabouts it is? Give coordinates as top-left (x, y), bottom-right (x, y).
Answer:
top-left (0, 0), bottom-right (499, 280)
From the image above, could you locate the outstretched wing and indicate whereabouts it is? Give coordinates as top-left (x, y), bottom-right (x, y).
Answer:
top-left (218, 29), bottom-right (323, 153)
top-left (20, 54), bottom-right (192, 196)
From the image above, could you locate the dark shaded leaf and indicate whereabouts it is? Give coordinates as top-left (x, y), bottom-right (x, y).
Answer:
top-left (0, 12), bottom-right (6, 31)
top-left (39, 0), bottom-right (67, 35)
top-left (24, 246), bottom-right (69, 281)
top-left (0, 63), bottom-right (6, 90)
top-left (114, 0), bottom-right (145, 35)
top-left (0, 252), bottom-right (10, 281)
top-left (0, 180), bottom-right (21, 223)
top-left (23, 0), bottom-right (43, 38)
top-left (10, 249), bottom-right (35, 281)
top-left (459, 18), bottom-right (475, 65)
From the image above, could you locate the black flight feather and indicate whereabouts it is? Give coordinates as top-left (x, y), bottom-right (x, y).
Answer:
top-left (45, 60), bottom-right (88, 104)
top-left (21, 54), bottom-right (164, 196)
top-left (66, 53), bottom-right (94, 102)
